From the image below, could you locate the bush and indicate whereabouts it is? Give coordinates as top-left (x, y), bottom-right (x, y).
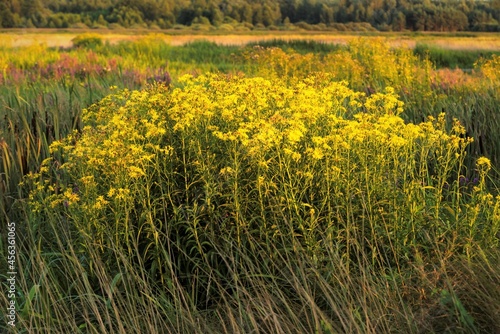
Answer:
top-left (71, 33), bottom-right (103, 49)
top-left (27, 74), bottom-right (499, 315)
top-left (294, 21), bottom-right (312, 30)
top-left (5, 38), bottom-right (500, 333)
top-left (70, 22), bottom-right (89, 29)
top-left (91, 23), bottom-right (108, 30)
top-left (148, 23), bottom-right (161, 30)
top-left (241, 21), bottom-right (254, 29)
top-left (254, 23), bottom-right (266, 30)
top-left (191, 23), bottom-right (213, 31)
top-left (233, 25), bottom-right (251, 31)
top-left (331, 23), bottom-right (348, 31)
top-left (172, 24), bottom-right (187, 30)
top-left (108, 23), bottom-right (125, 30)
top-left (217, 23), bottom-right (234, 31)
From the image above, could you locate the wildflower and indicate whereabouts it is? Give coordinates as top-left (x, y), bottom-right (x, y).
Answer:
top-left (93, 196), bottom-right (109, 210)
top-left (257, 176), bottom-right (265, 187)
top-left (476, 157), bottom-right (491, 172)
top-left (287, 128), bottom-right (303, 143)
top-left (459, 176), bottom-right (469, 185)
top-left (114, 188), bottom-right (131, 201)
top-left (107, 188), bottom-right (116, 198)
top-left (311, 148), bottom-right (324, 160)
top-left (220, 167), bottom-right (235, 176)
top-left (258, 160), bottom-right (269, 170)
top-left (51, 199), bottom-right (64, 208)
top-left (128, 166), bottom-right (145, 178)
top-left (389, 135), bottom-right (406, 148)
top-left (292, 152), bottom-right (301, 161)
top-left (80, 175), bottom-right (95, 185)
top-left (63, 188), bottom-right (79, 205)
top-left (49, 140), bottom-right (64, 153)
top-left (304, 172), bottom-right (314, 179)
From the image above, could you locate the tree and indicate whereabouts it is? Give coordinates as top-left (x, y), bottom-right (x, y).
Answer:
top-left (1, 0), bottom-right (497, 32)
top-left (10, 0), bottom-right (21, 15)
top-left (21, 0), bottom-right (42, 17)
top-left (353, 3), bottom-right (366, 22)
top-left (392, 11), bottom-right (406, 31)
top-left (262, 4), bottom-right (280, 26)
top-left (493, 0), bottom-right (500, 21)
top-left (0, 0), bottom-right (15, 27)
top-left (280, 0), bottom-right (301, 23)
top-left (97, 14), bottom-right (107, 26)
top-left (241, 3), bottom-right (253, 24)
top-left (21, 0), bottom-right (47, 26)
top-left (108, 5), bottom-right (145, 27)
top-left (320, 4), bottom-right (334, 24)
top-left (252, 4), bottom-right (263, 25)
top-left (209, 4), bottom-right (223, 26)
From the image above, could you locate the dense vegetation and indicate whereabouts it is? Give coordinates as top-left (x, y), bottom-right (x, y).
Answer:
top-left (0, 35), bottom-right (499, 333)
top-left (0, 0), bottom-right (499, 31)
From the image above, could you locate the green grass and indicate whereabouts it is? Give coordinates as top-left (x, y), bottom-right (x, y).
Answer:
top-left (414, 43), bottom-right (500, 69)
top-left (98, 39), bottom-right (241, 72)
top-left (246, 39), bottom-right (344, 54)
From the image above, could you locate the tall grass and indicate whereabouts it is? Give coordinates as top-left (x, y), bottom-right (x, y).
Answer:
top-left (246, 39), bottom-right (344, 54)
top-left (0, 68), bottom-right (144, 225)
top-left (414, 43), bottom-right (500, 69)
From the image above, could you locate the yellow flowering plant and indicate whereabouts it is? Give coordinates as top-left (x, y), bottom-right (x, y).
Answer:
top-left (24, 72), bottom-right (499, 302)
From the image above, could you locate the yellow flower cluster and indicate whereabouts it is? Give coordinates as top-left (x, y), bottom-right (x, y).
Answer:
top-left (478, 54), bottom-right (500, 82)
top-left (476, 157), bottom-right (492, 172)
top-left (37, 84), bottom-right (173, 215)
top-left (40, 74), bottom-right (476, 206)
top-left (243, 38), bottom-right (428, 92)
top-left (162, 74), bottom-right (473, 182)
top-left (24, 70), bottom-right (499, 259)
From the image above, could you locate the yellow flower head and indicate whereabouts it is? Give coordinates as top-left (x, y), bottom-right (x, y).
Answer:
top-left (476, 157), bottom-right (491, 172)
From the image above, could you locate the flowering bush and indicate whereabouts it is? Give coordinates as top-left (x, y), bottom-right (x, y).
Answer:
top-left (25, 73), bottom-right (499, 307)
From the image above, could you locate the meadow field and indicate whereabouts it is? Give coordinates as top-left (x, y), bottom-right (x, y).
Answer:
top-left (0, 32), bottom-right (500, 333)
top-left (3, 29), bottom-right (500, 50)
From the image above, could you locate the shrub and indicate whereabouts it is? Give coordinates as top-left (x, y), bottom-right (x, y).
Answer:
top-left (70, 22), bottom-right (89, 29)
top-left (71, 33), bottom-right (103, 49)
top-left (217, 23), bottom-right (234, 31)
top-left (172, 24), bottom-right (187, 30)
top-left (294, 21), bottom-right (312, 30)
top-left (26, 74), bottom-right (499, 314)
top-left (191, 23), bottom-right (212, 31)
top-left (108, 23), bottom-right (125, 30)
top-left (254, 23), bottom-right (266, 30)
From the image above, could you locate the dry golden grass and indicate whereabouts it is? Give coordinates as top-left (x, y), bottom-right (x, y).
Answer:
top-left (1, 29), bottom-right (499, 50)
top-left (428, 37), bottom-right (500, 51)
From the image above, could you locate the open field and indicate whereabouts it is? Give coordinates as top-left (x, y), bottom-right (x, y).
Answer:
top-left (0, 33), bottom-right (499, 333)
top-left (1, 29), bottom-right (500, 50)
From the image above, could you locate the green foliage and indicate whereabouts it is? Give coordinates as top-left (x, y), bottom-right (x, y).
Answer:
top-left (71, 33), bottom-right (104, 49)
top-left (247, 39), bottom-right (343, 55)
top-left (414, 43), bottom-right (500, 69)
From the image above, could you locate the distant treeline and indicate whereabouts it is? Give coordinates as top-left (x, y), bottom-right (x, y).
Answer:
top-left (0, 0), bottom-right (499, 31)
